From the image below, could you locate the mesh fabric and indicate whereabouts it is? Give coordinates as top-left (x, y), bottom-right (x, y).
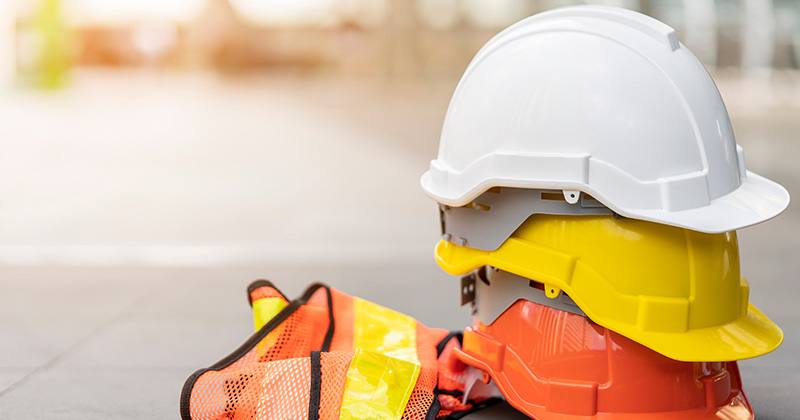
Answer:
top-left (185, 284), bottom-right (475, 420)
top-left (188, 288), bottom-right (330, 420)
top-left (319, 351), bottom-right (352, 420)
top-left (329, 289), bottom-right (354, 352)
top-left (436, 394), bottom-right (473, 418)
top-left (401, 322), bottom-right (449, 420)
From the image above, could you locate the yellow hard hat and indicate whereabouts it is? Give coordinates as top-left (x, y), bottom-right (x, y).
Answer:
top-left (435, 214), bottom-right (782, 362)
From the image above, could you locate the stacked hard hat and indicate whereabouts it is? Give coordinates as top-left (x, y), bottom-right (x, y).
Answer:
top-left (421, 6), bottom-right (789, 420)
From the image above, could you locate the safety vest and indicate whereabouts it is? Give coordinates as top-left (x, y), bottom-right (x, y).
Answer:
top-left (180, 281), bottom-right (494, 420)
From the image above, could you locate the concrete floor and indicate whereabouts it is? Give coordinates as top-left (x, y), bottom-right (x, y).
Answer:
top-left (0, 71), bottom-right (798, 419)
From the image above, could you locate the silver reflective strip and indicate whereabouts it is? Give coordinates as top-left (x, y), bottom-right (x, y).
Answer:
top-left (475, 267), bottom-right (585, 326)
top-left (441, 188), bottom-right (613, 251)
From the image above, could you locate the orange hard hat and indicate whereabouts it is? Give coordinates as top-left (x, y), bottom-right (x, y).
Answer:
top-left (451, 299), bottom-right (754, 420)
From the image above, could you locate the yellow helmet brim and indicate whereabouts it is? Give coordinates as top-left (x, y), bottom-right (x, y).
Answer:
top-left (435, 238), bottom-right (783, 362)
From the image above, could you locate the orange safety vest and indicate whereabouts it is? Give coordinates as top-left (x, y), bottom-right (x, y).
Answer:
top-left (180, 281), bottom-right (496, 420)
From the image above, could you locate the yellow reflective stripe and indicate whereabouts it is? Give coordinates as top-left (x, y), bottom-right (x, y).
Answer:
top-left (353, 297), bottom-right (419, 364)
top-left (339, 348), bottom-right (421, 420)
top-left (253, 297), bottom-right (288, 331)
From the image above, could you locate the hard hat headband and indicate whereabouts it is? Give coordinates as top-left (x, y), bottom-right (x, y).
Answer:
top-left (460, 267), bottom-right (585, 326)
top-left (440, 187), bottom-right (613, 251)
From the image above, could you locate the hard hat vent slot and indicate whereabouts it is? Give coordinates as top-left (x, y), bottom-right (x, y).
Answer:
top-left (529, 280), bottom-right (545, 291)
top-left (541, 192), bottom-right (566, 202)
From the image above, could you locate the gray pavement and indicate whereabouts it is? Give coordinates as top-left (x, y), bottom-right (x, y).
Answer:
top-left (0, 71), bottom-right (799, 419)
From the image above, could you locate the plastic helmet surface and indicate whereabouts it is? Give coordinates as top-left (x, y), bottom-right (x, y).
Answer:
top-left (420, 6), bottom-right (789, 233)
top-left (452, 299), bottom-right (754, 420)
top-left (436, 214), bottom-right (782, 362)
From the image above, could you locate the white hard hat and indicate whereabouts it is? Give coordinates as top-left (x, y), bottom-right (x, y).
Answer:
top-left (421, 6), bottom-right (789, 233)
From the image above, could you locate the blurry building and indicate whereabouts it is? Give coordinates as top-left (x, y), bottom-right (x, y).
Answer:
top-left (8, 0), bottom-right (800, 81)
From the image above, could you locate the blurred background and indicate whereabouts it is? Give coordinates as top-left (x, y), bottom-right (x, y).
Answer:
top-left (0, 0), bottom-right (798, 419)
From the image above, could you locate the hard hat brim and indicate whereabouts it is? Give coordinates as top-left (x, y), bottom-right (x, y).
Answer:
top-left (435, 240), bottom-right (784, 362)
top-left (422, 169), bottom-right (789, 234)
top-left (630, 170), bottom-right (790, 234)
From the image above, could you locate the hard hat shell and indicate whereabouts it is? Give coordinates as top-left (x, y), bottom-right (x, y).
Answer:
top-left (435, 214), bottom-right (782, 362)
top-left (421, 6), bottom-right (789, 233)
top-left (452, 299), bottom-right (754, 419)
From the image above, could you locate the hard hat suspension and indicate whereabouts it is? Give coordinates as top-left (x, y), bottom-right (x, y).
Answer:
top-left (462, 266), bottom-right (585, 326)
top-left (441, 187), bottom-right (613, 251)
